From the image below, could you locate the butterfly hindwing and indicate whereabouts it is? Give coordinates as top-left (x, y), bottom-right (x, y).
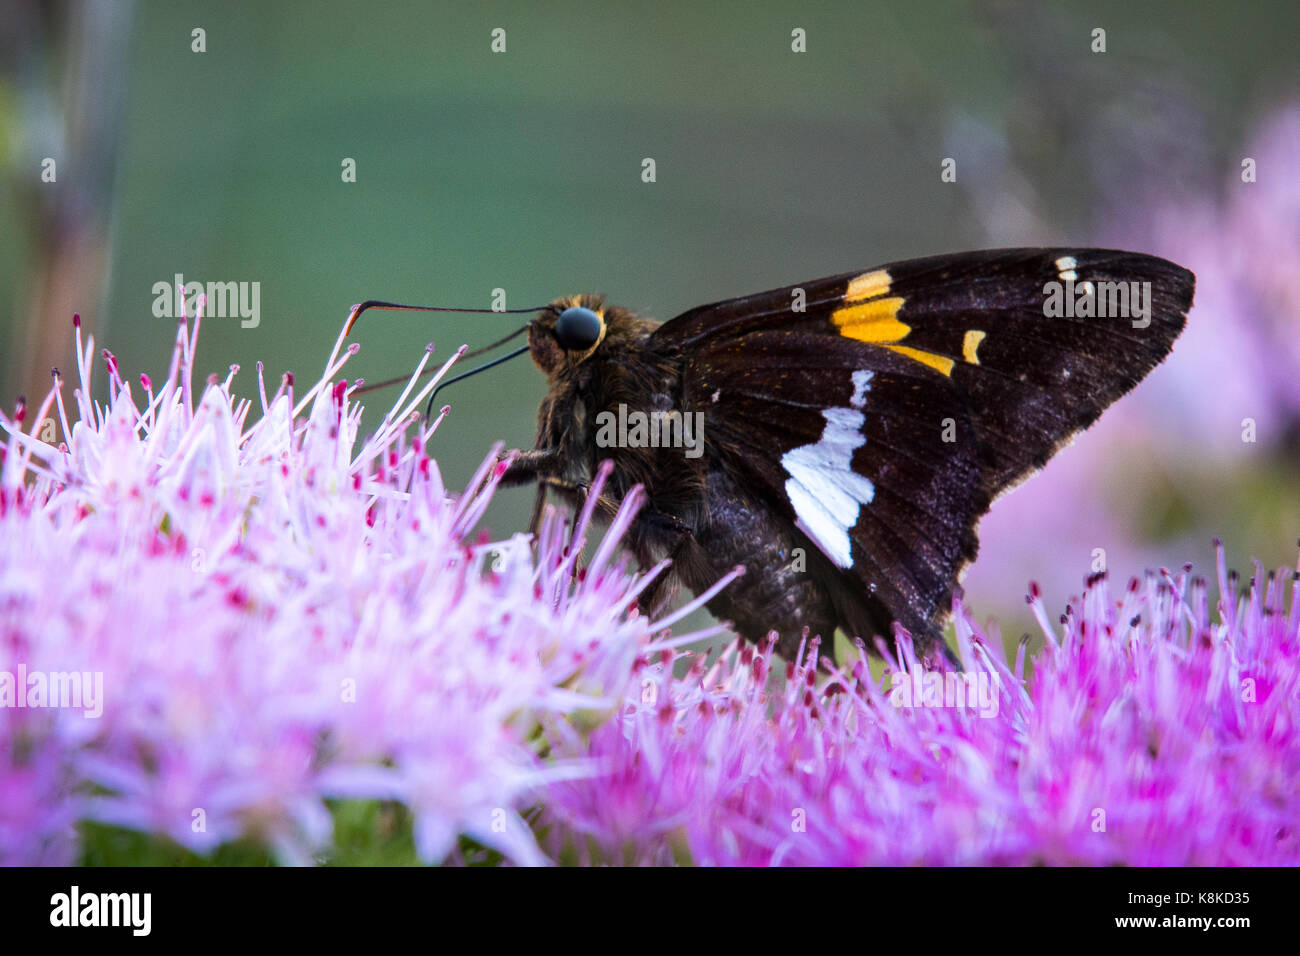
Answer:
top-left (652, 248), bottom-right (1194, 643)
top-left (682, 332), bottom-right (986, 641)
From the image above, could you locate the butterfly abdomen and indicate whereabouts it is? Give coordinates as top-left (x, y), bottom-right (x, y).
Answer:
top-left (685, 467), bottom-right (892, 663)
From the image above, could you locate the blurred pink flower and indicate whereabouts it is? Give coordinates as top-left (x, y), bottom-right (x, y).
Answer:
top-left (1106, 103), bottom-right (1300, 449)
top-left (968, 103), bottom-right (1300, 627)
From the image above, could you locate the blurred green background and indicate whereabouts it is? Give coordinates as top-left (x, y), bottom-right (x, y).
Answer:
top-left (2, 0), bottom-right (1298, 646)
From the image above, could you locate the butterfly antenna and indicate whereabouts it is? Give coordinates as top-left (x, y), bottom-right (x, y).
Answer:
top-left (347, 337), bottom-right (532, 416)
top-left (344, 298), bottom-right (541, 408)
top-left (344, 299), bottom-right (544, 337)
top-left (424, 344), bottom-right (531, 419)
top-left (350, 324), bottom-right (530, 398)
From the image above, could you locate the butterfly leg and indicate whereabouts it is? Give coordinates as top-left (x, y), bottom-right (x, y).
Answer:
top-left (499, 447), bottom-right (563, 487)
top-left (627, 511), bottom-right (713, 617)
top-left (530, 476), bottom-right (629, 591)
top-left (499, 448), bottom-right (586, 534)
top-left (531, 474), bottom-right (593, 536)
top-left (528, 485), bottom-right (547, 536)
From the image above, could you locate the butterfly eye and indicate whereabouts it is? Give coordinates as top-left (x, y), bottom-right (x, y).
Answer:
top-left (554, 306), bottom-right (603, 351)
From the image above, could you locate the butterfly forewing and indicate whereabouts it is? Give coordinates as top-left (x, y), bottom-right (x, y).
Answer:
top-left (652, 248), bottom-right (1194, 645)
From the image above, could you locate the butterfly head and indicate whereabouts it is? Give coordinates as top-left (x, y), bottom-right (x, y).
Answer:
top-left (528, 294), bottom-right (611, 374)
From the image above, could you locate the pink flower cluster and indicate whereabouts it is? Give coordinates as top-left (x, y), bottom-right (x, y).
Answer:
top-left (2, 300), bottom-right (1296, 866)
top-left (540, 561), bottom-right (1299, 865)
top-left (0, 298), bottom-right (724, 865)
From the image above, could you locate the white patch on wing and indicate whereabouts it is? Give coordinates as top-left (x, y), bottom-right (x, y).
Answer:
top-left (782, 372), bottom-right (876, 569)
top-left (1054, 254), bottom-right (1078, 282)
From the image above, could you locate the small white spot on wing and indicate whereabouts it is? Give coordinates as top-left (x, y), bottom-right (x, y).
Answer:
top-left (850, 369), bottom-right (874, 409)
top-left (1054, 254), bottom-right (1079, 282)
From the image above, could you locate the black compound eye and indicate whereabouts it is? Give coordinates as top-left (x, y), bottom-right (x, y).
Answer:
top-left (554, 306), bottom-right (603, 351)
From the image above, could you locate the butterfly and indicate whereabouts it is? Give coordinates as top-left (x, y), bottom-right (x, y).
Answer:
top-left (350, 248), bottom-right (1194, 664)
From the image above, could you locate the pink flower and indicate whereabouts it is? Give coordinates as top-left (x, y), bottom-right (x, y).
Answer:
top-left (0, 298), bottom-right (726, 865)
top-left (3, 294), bottom-right (1295, 867)
top-left (538, 551), bottom-right (1300, 865)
